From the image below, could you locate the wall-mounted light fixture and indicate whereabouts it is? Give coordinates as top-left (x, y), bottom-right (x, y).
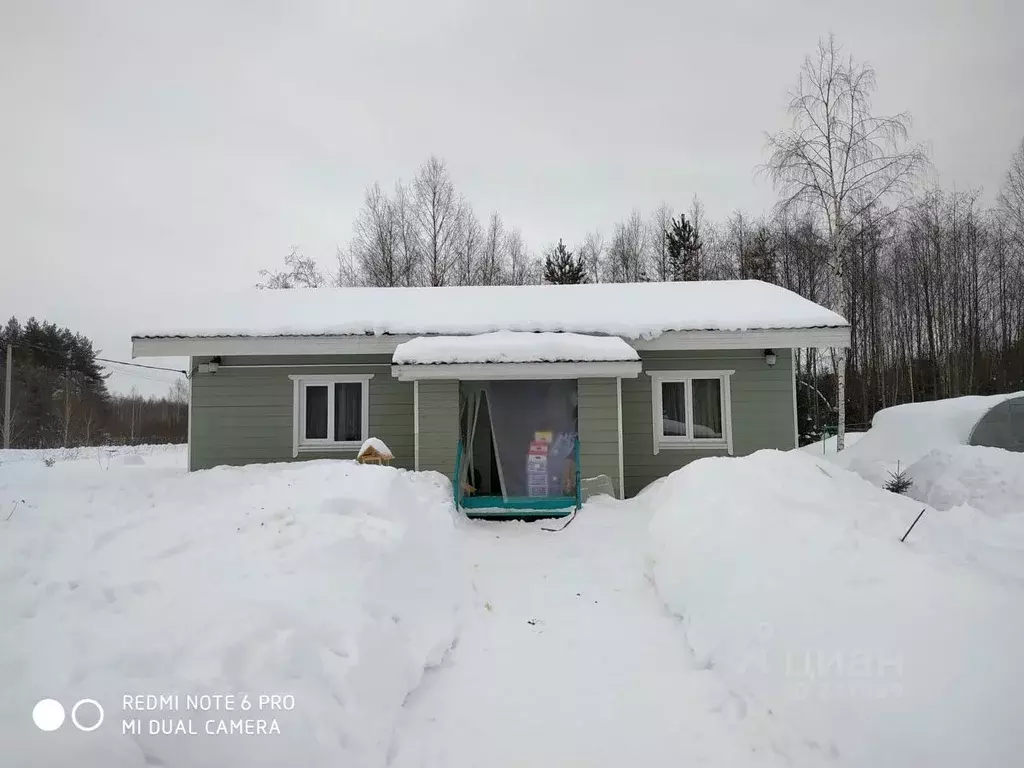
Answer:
top-left (764, 349), bottom-right (777, 367)
top-left (197, 356), bottom-right (222, 375)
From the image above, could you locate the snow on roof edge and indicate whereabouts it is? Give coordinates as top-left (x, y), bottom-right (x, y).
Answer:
top-left (133, 323), bottom-right (848, 341)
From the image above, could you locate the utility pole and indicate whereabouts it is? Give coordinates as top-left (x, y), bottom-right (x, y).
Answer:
top-left (3, 342), bottom-right (11, 449)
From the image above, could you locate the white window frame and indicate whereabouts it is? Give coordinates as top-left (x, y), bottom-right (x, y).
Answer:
top-left (649, 370), bottom-right (734, 455)
top-left (289, 374), bottom-right (373, 456)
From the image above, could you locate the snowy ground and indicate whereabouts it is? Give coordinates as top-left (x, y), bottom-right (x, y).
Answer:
top-left (1, 447), bottom-right (465, 768)
top-left (389, 501), bottom-right (799, 767)
top-left (3, 432), bottom-right (1022, 767)
top-left (646, 449), bottom-right (1024, 768)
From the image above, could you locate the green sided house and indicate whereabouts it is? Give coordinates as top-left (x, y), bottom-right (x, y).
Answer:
top-left (131, 280), bottom-right (849, 516)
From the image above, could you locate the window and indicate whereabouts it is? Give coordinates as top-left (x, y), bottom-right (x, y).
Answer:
top-left (649, 370), bottom-right (733, 454)
top-left (289, 374), bottom-right (373, 455)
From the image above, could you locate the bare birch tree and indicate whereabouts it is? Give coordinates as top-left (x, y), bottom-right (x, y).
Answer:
top-left (577, 230), bottom-right (605, 283)
top-left (605, 210), bottom-right (650, 282)
top-left (505, 228), bottom-right (535, 285)
top-left (650, 203), bottom-right (674, 281)
top-left (997, 137), bottom-right (1024, 245)
top-left (454, 207), bottom-right (484, 286)
top-left (350, 183), bottom-right (409, 287)
top-left (763, 33), bottom-right (929, 449)
top-left (257, 247), bottom-right (326, 289)
top-left (412, 156), bottom-right (463, 286)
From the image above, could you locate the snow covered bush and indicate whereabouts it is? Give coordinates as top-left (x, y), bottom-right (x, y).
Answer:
top-left (643, 449), bottom-right (1024, 768)
top-left (0, 453), bottom-right (468, 768)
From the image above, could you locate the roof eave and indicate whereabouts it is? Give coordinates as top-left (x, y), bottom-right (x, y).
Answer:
top-left (131, 326), bottom-right (851, 359)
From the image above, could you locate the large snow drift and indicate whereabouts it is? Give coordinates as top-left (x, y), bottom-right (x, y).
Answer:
top-left (644, 449), bottom-right (1024, 768)
top-left (132, 280), bottom-right (849, 341)
top-left (0, 449), bottom-right (467, 768)
top-left (392, 330), bottom-right (640, 365)
top-left (834, 392), bottom-right (1023, 485)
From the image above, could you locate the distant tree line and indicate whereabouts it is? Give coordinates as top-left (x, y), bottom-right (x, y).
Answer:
top-left (256, 35), bottom-right (1024, 444)
top-left (1, 317), bottom-right (188, 449)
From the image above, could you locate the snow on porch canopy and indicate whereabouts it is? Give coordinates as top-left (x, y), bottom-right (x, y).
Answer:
top-left (390, 331), bottom-right (643, 380)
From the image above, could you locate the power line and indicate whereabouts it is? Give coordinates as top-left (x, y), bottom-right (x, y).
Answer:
top-left (0, 340), bottom-right (186, 374)
top-left (97, 357), bottom-right (185, 374)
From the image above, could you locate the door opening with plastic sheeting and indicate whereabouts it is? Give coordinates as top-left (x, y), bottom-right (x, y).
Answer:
top-left (455, 379), bottom-right (580, 517)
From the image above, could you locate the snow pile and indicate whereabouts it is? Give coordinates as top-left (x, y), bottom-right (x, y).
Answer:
top-left (833, 392), bottom-right (1022, 485)
top-left (132, 280), bottom-right (849, 341)
top-left (904, 445), bottom-right (1024, 518)
top-left (0, 452), bottom-right (467, 768)
top-left (644, 449), bottom-right (1024, 768)
top-left (0, 443), bottom-right (184, 467)
top-left (392, 331), bottom-right (640, 365)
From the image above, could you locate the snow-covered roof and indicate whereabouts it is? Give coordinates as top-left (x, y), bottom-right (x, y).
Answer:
top-left (132, 281), bottom-right (848, 340)
top-left (393, 331), bottom-right (640, 366)
top-left (357, 437), bottom-right (393, 459)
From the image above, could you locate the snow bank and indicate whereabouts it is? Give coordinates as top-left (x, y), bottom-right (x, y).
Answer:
top-left (644, 450), bottom-right (1024, 768)
top-left (0, 444), bottom-right (185, 467)
top-left (133, 281), bottom-right (848, 341)
top-left (905, 445), bottom-right (1024, 518)
top-left (0, 454), bottom-right (467, 768)
top-left (834, 392), bottom-right (1022, 485)
top-left (392, 330), bottom-right (640, 365)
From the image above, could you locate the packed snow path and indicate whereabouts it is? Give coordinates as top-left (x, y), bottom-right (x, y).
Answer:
top-left (389, 500), bottom-right (797, 767)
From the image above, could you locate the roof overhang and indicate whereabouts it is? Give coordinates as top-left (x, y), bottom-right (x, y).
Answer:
top-left (391, 361), bottom-right (643, 381)
top-left (131, 326), bottom-right (851, 358)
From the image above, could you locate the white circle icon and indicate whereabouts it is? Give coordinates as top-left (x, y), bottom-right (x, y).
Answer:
top-left (32, 699), bottom-right (66, 731)
top-left (71, 699), bottom-right (105, 732)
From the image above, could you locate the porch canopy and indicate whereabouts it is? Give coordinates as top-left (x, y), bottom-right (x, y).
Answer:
top-left (390, 330), bottom-right (642, 381)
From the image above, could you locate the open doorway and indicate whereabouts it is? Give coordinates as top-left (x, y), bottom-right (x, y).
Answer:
top-left (458, 380), bottom-right (579, 512)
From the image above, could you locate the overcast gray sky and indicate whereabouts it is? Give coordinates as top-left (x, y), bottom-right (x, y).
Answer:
top-left (2, 0), bottom-right (1022, 395)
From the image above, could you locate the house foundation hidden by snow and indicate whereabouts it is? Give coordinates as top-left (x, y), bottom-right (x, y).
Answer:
top-left (642, 448), bottom-right (1024, 768)
top-left (0, 454), bottom-right (468, 768)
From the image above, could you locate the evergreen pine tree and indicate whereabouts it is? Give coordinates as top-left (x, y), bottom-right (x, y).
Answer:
top-left (542, 239), bottom-right (587, 284)
top-left (739, 226), bottom-right (778, 283)
top-left (665, 213), bottom-right (701, 280)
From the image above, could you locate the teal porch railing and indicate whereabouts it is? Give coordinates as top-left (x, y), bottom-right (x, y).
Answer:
top-left (452, 439), bottom-right (464, 506)
top-left (451, 437), bottom-right (580, 516)
top-left (573, 436), bottom-right (581, 510)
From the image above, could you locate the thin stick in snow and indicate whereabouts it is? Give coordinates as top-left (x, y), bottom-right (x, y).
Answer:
top-left (900, 508), bottom-right (927, 543)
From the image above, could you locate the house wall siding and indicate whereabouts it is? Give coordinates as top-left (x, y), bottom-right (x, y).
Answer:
top-left (621, 349), bottom-right (795, 497)
top-left (188, 350), bottom-right (796, 499)
top-left (416, 379), bottom-right (459, 479)
top-left (189, 355), bottom-right (412, 471)
top-left (577, 377), bottom-right (621, 498)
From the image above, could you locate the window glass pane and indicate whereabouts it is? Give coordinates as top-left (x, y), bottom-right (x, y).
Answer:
top-left (692, 378), bottom-right (723, 439)
top-left (334, 383), bottom-right (363, 442)
top-left (661, 382), bottom-right (687, 436)
top-left (304, 385), bottom-right (328, 439)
